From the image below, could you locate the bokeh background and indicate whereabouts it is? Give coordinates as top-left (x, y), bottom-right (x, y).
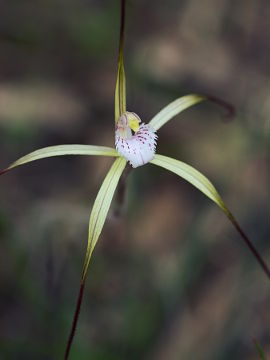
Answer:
top-left (0, 0), bottom-right (270, 359)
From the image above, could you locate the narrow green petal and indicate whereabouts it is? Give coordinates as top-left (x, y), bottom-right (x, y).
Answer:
top-left (0, 145), bottom-right (119, 175)
top-left (114, 1), bottom-right (127, 122)
top-left (149, 94), bottom-right (206, 131)
top-left (82, 157), bottom-right (126, 280)
top-left (150, 154), bottom-right (226, 211)
top-left (151, 154), bottom-right (270, 279)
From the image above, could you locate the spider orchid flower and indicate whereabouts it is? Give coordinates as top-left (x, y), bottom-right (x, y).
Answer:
top-left (0, 0), bottom-right (269, 358)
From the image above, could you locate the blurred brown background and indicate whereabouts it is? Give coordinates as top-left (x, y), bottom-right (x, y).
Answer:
top-left (0, 0), bottom-right (269, 359)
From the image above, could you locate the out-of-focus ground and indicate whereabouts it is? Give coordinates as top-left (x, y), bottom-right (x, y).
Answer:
top-left (0, 0), bottom-right (270, 359)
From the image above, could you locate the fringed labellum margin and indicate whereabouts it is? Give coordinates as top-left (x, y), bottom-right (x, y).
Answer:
top-left (115, 111), bottom-right (158, 168)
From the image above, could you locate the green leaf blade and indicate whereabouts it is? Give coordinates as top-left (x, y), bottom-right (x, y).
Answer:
top-left (0, 144), bottom-right (119, 174)
top-left (82, 157), bottom-right (126, 280)
top-left (149, 94), bottom-right (206, 131)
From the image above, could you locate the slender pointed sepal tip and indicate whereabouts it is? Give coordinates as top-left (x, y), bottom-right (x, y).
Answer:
top-left (226, 211), bottom-right (270, 280)
top-left (0, 168), bottom-right (9, 176)
top-left (206, 95), bottom-right (235, 119)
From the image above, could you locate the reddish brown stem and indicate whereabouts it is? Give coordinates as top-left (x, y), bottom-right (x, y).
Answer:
top-left (119, 0), bottom-right (126, 57)
top-left (64, 280), bottom-right (85, 360)
top-left (230, 215), bottom-right (270, 280)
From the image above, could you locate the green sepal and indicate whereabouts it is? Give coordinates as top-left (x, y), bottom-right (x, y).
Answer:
top-left (115, 50), bottom-right (126, 122)
top-left (81, 157), bottom-right (126, 280)
top-left (151, 154), bottom-right (270, 279)
top-left (151, 154), bottom-right (227, 211)
top-left (149, 94), bottom-right (206, 131)
top-left (0, 144), bottom-right (119, 175)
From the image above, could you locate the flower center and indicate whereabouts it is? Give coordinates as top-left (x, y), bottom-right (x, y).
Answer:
top-left (116, 112), bottom-right (141, 140)
top-left (115, 111), bottom-right (158, 168)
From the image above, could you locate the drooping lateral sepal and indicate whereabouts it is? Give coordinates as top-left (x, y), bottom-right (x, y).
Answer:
top-left (81, 157), bottom-right (127, 280)
top-left (151, 154), bottom-right (225, 208)
top-left (150, 154), bottom-right (270, 280)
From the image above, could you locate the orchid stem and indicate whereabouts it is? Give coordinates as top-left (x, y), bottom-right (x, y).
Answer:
top-left (115, 164), bottom-right (132, 216)
top-left (64, 279), bottom-right (85, 360)
top-left (65, 2), bottom-right (128, 358)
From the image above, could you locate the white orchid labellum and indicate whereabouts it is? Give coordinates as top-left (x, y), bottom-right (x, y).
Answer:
top-left (115, 111), bottom-right (157, 168)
